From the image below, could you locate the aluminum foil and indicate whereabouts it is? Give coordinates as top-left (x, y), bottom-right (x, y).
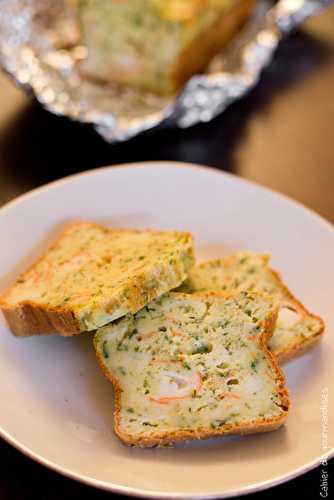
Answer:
top-left (0, 0), bottom-right (330, 142)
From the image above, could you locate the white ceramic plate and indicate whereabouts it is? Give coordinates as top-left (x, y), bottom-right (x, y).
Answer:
top-left (0, 162), bottom-right (333, 499)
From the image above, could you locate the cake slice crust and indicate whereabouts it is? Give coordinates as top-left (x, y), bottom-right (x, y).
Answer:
top-left (95, 291), bottom-right (290, 447)
top-left (179, 251), bottom-right (324, 361)
top-left (0, 221), bottom-right (194, 337)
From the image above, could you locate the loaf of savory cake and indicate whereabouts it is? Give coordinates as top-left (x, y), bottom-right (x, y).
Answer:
top-left (94, 291), bottom-right (290, 447)
top-left (179, 251), bottom-right (324, 361)
top-left (0, 221), bottom-right (194, 337)
top-left (79, 0), bottom-right (256, 95)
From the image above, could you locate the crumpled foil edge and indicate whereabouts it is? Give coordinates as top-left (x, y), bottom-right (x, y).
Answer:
top-left (0, 0), bottom-right (331, 142)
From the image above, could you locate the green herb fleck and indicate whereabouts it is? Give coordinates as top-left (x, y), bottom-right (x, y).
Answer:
top-left (128, 328), bottom-right (138, 339)
top-left (251, 359), bottom-right (258, 372)
top-left (102, 341), bottom-right (109, 359)
top-left (210, 419), bottom-right (226, 429)
top-left (216, 362), bottom-right (229, 369)
top-left (227, 378), bottom-right (239, 385)
top-left (191, 340), bottom-right (213, 354)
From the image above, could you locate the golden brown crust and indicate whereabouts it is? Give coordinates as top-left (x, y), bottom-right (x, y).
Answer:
top-left (0, 220), bottom-right (194, 337)
top-left (1, 302), bottom-right (80, 337)
top-left (268, 268), bottom-right (325, 362)
top-left (172, 0), bottom-right (256, 93)
top-left (94, 292), bottom-right (290, 447)
top-left (186, 257), bottom-right (325, 363)
top-left (277, 332), bottom-right (324, 363)
top-left (0, 221), bottom-right (86, 337)
top-left (114, 414), bottom-right (288, 448)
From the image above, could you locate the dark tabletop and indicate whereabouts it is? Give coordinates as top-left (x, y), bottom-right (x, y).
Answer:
top-left (0, 3), bottom-right (334, 500)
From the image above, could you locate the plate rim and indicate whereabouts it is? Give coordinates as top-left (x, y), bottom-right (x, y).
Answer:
top-left (0, 424), bottom-right (332, 499)
top-left (0, 161), bottom-right (333, 235)
top-left (0, 161), bottom-right (333, 499)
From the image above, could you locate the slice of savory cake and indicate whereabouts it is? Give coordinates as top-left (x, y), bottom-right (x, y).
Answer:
top-left (0, 221), bottom-right (194, 337)
top-left (94, 291), bottom-right (290, 447)
top-left (79, 0), bottom-right (256, 95)
top-left (179, 251), bottom-right (324, 361)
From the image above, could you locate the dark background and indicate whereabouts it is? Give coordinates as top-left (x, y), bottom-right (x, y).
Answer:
top-left (0, 3), bottom-right (333, 499)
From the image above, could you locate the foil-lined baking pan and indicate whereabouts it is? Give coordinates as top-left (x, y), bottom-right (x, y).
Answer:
top-left (0, 0), bottom-right (330, 142)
